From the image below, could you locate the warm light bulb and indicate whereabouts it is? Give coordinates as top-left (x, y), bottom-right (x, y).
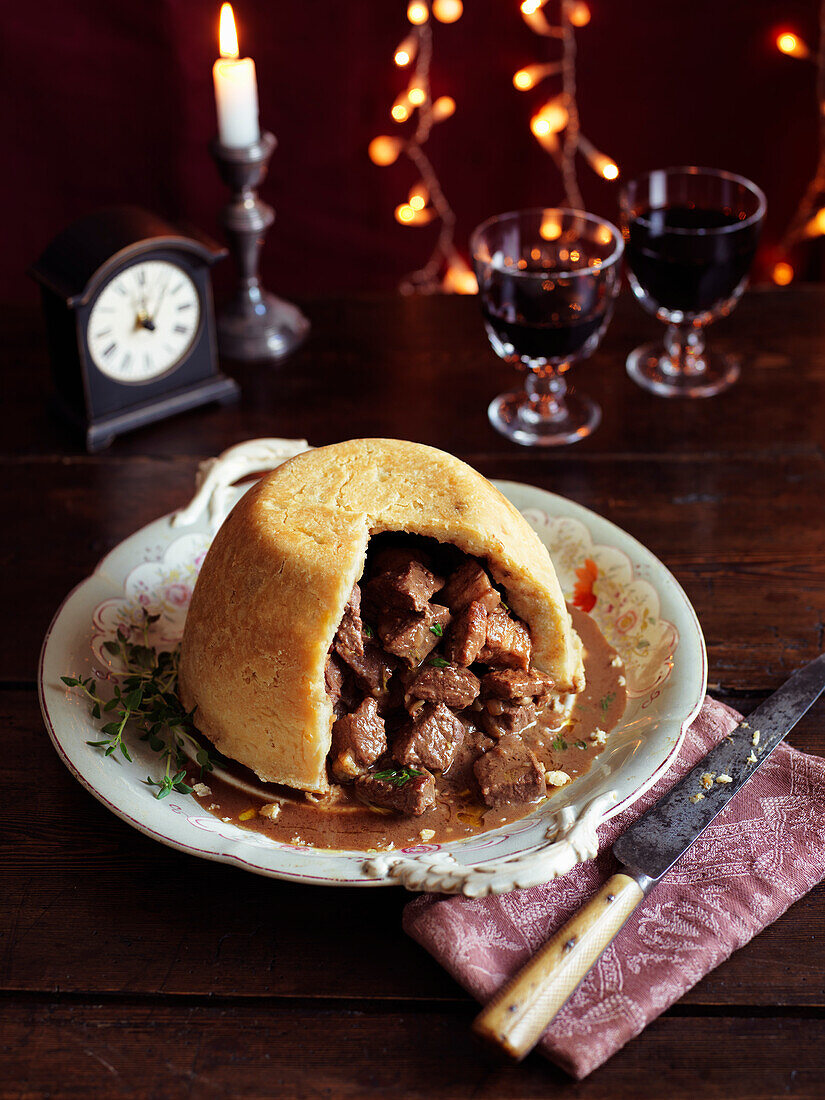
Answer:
top-left (578, 136), bottom-right (619, 180)
top-left (408, 84), bottom-right (427, 106)
top-left (521, 6), bottom-right (557, 35)
top-left (368, 136), bottom-right (402, 166)
top-left (433, 0), bottom-right (463, 22)
top-left (443, 264), bottom-right (478, 293)
top-left (777, 31), bottom-right (809, 58)
top-left (531, 97), bottom-right (568, 136)
top-left (407, 1), bottom-right (429, 25)
top-left (219, 2), bottom-right (240, 58)
top-left (540, 214), bottom-right (563, 240)
top-left (431, 95), bottom-right (456, 121)
top-left (395, 203), bottom-right (434, 225)
top-left (520, 0), bottom-right (544, 13)
top-left (408, 181), bottom-right (430, 209)
top-left (512, 62), bottom-right (559, 90)
top-left (772, 261), bottom-right (794, 285)
top-left (391, 91), bottom-right (411, 122)
top-left (805, 207), bottom-right (825, 236)
top-left (568, 1), bottom-right (590, 27)
top-left (394, 34), bottom-right (417, 66)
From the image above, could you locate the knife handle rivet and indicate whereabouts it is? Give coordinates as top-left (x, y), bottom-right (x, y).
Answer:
top-left (563, 938), bottom-right (577, 953)
top-left (606, 894), bottom-right (616, 903)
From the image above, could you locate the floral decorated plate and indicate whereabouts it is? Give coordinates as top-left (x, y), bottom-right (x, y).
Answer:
top-left (39, 439), bottom-right (706, 895)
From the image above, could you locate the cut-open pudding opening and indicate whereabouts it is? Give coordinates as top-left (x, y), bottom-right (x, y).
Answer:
top-left (325, 533), bottom-right (577, 818)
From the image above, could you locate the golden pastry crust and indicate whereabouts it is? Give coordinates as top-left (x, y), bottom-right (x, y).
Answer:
top-left (178, 439), bottom-right (584, 792)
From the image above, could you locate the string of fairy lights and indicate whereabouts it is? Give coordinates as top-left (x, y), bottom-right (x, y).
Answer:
top-left (515, 0), bottom-right (618, 210)
top-left (772, 8), bottom-right (825, 285)
top-left (369, 0), bottom-right (618, 293)
top-left (368, 0), bottom-right (477, 294)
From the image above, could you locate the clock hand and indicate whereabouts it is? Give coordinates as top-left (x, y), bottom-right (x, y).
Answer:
top-left (149, 281), bottom-right (170, 325)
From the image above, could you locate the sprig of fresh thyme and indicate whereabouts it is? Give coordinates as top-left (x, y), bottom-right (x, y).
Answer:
top-left (373, 766), bottom-right (423, 788)
top-left (62, 610), bottom-right (214, 799)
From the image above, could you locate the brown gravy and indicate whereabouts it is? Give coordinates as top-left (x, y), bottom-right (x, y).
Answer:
top-left (190, 607), bottom-right (625, 852)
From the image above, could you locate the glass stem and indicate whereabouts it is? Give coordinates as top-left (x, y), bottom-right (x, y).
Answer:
top-left (664, 323), bottom-right (706, 377)
top-left (523, 369), bottom-right (568, 425)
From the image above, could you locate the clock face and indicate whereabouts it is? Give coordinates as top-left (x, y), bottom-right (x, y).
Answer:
top-left (87, 259), bottom-right (201, 383)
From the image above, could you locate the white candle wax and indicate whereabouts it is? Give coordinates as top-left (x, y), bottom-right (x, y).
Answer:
top-left (213, 56), bottom-right (260, 147)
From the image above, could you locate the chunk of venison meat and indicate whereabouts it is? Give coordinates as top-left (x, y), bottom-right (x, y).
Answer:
top-left (364, 559), bottom-right (445, 615)
top-left (441, 560), bottom-right (501, 614)
top-left (478, 700), bottom-right (539, 740)
top-left (341, 643), bottom-right (398, 697)
top-left (483, 668), bottom-right (555, 701)
top-left (474, 734), bottom-right (547, 808)
top-left (393, 702), bottom-right (465, 772)
top-left (377, 604), bottom-right (452, 667)
top-left (355, 768), bottom-right (436, 816)
top-left (479, 606), bottom-right (532, 670)
top-left (443, 599), bottom-right (488, 667)
top-left (329, 697), bottom-right (387, 781)
top-left (332, 583), bottom-right (366, 665)
top-left (407, 663), bottom-right (481, 709)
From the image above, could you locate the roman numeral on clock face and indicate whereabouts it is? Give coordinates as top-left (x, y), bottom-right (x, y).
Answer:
top-left (173, 324), bottom-right (189, 334)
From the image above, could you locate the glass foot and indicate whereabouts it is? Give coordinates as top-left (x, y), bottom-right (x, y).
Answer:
top-left (626, 342), bottom-right (740, 398)
top-left (487, 390), bottom-right (601, 447)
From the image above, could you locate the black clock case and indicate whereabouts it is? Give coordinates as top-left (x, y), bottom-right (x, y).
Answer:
top-left (31, 206), bottom-right (240, 452)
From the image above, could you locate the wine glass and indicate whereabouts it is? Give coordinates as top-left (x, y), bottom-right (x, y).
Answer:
top-left (620, 167), bottom-right (766, 398)
top-left (470, 208), bottom-right (623, 447)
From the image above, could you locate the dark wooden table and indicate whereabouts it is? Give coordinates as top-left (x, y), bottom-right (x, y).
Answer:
top-left (2, 288), bottom-right (824, 1098)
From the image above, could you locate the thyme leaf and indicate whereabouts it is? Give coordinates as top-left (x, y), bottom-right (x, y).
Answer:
top-left (599, 692), bottom-right (615, 714)
top-left (429, 623), bottom-right (444, 637)
top-left (64, 608), bottom-right (214, 799)
top-left (428, 656), bottom-right (450, 668)
top-left (373, 766), bottom-right (423, 788)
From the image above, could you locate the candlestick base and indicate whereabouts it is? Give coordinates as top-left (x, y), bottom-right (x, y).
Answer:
top-left (216, 289), bottom-right (310, 362)
top-left (211, 132), bottom-right (310, 363)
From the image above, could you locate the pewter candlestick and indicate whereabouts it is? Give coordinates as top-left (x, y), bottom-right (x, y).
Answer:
top-left (210, 131), bottom-right (310, 361)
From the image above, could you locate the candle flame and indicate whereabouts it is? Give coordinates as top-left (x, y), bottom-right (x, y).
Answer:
top-left (219, 3), bottom-right (240, 59)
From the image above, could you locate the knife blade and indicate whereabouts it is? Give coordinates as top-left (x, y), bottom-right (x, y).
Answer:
top-left (613, 650), bottom-right (825, 885)
top-left (474, 651), bottom-right (825, 1061)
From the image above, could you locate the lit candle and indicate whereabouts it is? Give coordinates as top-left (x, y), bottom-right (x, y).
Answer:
top-left (213, 3), bottom-right (260, 148)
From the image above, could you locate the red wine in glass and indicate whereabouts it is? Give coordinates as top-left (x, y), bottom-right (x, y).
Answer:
top-left (471, 208), bottom-right (623, 447)
top-left (621, 168), bottom-right (766, 398)
top-left (480, 255), bottom-right (615, 365)
top-left (626, 205), bottom-right (761, 318)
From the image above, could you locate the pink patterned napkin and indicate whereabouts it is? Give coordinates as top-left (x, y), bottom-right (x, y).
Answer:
top-left (404, 697), bottom-right (825, 1078)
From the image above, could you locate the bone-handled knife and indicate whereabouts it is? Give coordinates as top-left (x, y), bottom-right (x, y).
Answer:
top-left (473, 651), bottom-right (825, 1061)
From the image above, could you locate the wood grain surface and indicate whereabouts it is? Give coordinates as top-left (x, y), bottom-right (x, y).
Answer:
top-left (1, 289), bottom-right (823, 1098)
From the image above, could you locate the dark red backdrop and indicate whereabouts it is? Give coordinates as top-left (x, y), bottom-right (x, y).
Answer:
top-left (5, 0), bottom-right (822, 304)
